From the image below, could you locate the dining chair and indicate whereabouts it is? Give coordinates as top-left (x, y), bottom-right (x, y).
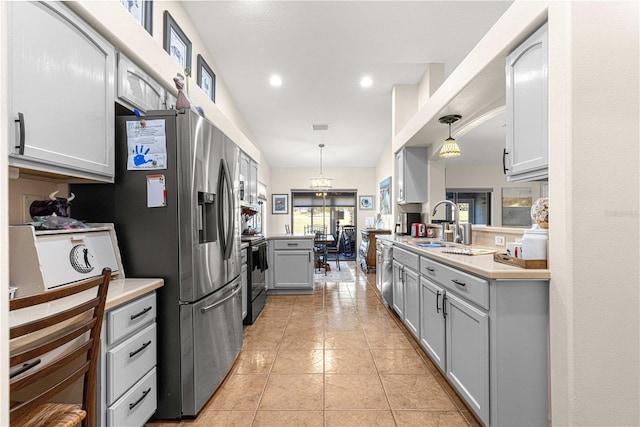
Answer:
top-left (326, 229), bottom-right (342, 271)
top-left (341, 225), bottom-right (356, 256)
top-left (9, 268), bottom-right (112, 427)
top-left (313, 230), bottom-right (329, 274)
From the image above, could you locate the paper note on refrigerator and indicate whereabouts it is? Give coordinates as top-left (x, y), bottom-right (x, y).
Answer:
top-left (147, 174), bottom-right (166, 207)
top-left (126, 119), bottom-right (167, 170)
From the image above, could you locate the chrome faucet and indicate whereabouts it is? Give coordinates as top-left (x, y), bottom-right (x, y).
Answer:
top-left (432, 200), bottom-right (461, 243)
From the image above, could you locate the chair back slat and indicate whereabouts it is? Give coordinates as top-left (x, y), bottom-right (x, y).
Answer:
top-left (11, 319), bottom-right (96, 366)
top-left (10, 297), bottom-right (99, 339)
top-left (9, 268), bottom-right (111, 427)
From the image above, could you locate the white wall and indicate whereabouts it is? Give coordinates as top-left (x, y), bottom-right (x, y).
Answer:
top-left (375, 142), bottom-right (394, 230)
top-left (445, 165), bottom-right (541, 226)
top-left (548, 2), bottom-right (639, 424)
top-left (0, 0), bottom-right (9, 421)
top-left (268, 167), bottom-right (377, 246)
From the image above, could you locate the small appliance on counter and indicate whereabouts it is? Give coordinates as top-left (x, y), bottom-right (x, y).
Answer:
top-left (410, 222), bottom-right (427, 237)
top-left (396, 212), bottom-right (422, 235)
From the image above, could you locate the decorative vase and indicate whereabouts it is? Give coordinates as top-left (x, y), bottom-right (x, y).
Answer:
top-left (531, 197), bottom-right (549, 229)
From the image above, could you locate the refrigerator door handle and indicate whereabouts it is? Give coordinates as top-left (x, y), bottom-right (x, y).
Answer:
top-left (200, 282), bottom-right (242, 314)
top-left (218, 158), bottom-right (235, 260)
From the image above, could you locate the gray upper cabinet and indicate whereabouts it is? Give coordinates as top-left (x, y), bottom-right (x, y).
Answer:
top-left (239, 151), bottom-right (258, 208)
top-left (117, 53), bottom-right (165, 114)
top-left (8, 1), bottom-right (115, 182)
top-left (395, 147), bottom-right (428, 204)
top-left (505, 22), bottom-right (548, 182)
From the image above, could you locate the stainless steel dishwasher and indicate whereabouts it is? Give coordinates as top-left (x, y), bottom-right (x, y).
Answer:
top-left (378, 240), bottom-right (393, 307)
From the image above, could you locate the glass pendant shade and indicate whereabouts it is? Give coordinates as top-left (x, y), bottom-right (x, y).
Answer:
top-left (439, 137), bottom-right (461, 158)
top-left (310, 144), bottom-right (333, 189)
top-left (438, 114), bottom-right (462, 159)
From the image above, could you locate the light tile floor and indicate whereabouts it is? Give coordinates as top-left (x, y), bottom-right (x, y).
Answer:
top-left (146, 262), bottom-right (480, 427)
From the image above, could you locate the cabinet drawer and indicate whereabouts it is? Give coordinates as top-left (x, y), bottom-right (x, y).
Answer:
top-left (420, 257), bottom-right (489, 310)
top-left (108, 293), bottom-right (156, 345)
top-left (107, 367), bottom-right (157, 427)
top-left (272, 239), bottom-right (313, 250)
top-left (107, 323), bottom-right (156, 405)
top-left (393, 246), bottom-right (419, 271)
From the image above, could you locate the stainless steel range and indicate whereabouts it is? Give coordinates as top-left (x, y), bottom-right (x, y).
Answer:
top-left (241, 235), bottom-right (268, 324)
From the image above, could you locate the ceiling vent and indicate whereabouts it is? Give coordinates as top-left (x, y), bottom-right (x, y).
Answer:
top-left (312, 124), bottom-right (329, 131)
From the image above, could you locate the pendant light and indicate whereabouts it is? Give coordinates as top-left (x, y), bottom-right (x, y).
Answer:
top-left (438, 114), bottom-right (462, 158)
top-left (310, 143), bottom-right (333, 190)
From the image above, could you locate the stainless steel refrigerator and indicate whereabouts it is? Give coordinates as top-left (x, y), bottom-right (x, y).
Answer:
top-left (71, 109), bottom-right (242, 419)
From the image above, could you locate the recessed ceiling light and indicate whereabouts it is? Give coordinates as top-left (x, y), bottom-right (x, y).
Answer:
top-left (360, 76), bottom-right (373, 88)
top-left (270, 75), bottom-right (282, 87)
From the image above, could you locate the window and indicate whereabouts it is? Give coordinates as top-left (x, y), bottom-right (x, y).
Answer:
top-left (291, 190), bottom-right (356, 236)
top-left (446, 189), bottom-right (492, 225)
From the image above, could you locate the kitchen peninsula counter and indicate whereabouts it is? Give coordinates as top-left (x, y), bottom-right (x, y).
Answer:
top-left (378, 234), bottom-right (550, 280)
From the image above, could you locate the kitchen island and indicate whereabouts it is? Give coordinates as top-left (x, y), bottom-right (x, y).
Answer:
top-left (379, 234), bottom-right (549, 427)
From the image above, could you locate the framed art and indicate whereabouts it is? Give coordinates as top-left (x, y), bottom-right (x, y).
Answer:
top-left (120, 0), bottom-right (153, 34)
top-left (359, 195), bottom-right (374, 210)
top-left (379, 176), bottom-right (392, 215)
top-left (163, 11), bottom-right (192, 70)
top-left (272, 194), bottom-right (289, 215)
top-left (197, 55), bottom-right (216, 102)
top-left (501, 187), bottom-right (533, 226)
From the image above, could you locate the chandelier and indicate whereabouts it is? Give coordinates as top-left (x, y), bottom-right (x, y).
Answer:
top-left (310, 143), bottom-right (333, 190)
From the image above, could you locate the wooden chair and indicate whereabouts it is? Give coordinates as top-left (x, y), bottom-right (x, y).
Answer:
top-left (341, 225), bottom-right (356, 256)
top-left (313, 230), bottom-right (329, 274)
top-left (9, 268), bottom-right (112, 427)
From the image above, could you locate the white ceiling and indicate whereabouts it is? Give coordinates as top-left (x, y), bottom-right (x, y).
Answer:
top-left (183, 1), bottom-right (513, 169)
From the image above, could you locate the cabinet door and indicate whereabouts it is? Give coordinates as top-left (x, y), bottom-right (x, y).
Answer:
top-left (392, 260), bottom-right (404, 317)
top-left (395, 150), bottom-right (405, 202)
top-left (403, 267), bottom-right (420, 338)
top-left (239, 153), bottom-right (250, 205)
top-left (249, 160), bottom-right (258, 205)
top-left (8, 1), bottom-right (115, 181)
top-left (117, 53), bottom-right (164, 113)
top-left (273, 250), bottom-right (313, 289)
top-left (445, 292), bottom-right (490, 425)
top-left (419, 277), bottom-right (446, 371)
top-left (506, 23), bottom-right (548, 181)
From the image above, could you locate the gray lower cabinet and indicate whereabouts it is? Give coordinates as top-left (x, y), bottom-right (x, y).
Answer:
top-left (444, 291), bottom-right (490, 424)
top-left (419, 277), bottom-right (446, 370)
top-left (269, 239), bottom-right (313, 292)
top-left (417, 252), bottom-right (548, 426)
top-left (100, 292), bottom-right (157, 427)
top-left (393, 247), bottom-right (420, 339)
top-left (391, 260), bottom-right (404, 318)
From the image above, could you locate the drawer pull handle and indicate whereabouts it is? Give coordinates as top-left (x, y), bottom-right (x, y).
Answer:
top-left (10, 358), bottom-right (41, 379)
top-left (436, 290), bottom-right (441, 314)
top-left (129, 340), bottom-right (152, 358)
top-left (287, 243), bottom-right (298, 246)
top-left (130, 306), bottom-right (153, 320)
top-left (451, 279), bottom-right (466, 287)
top-left (129, 387), bottom-right (151, 410)
top-left (426, 267), bottom-right (435, 273)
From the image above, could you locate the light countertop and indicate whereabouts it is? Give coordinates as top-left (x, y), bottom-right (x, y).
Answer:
top-left (10, 277), bottom-right (164, 327)
top-left (379, 235), bottom-right (550, 280)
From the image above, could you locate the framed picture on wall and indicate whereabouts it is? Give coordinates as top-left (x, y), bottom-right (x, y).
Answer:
top-left (163, 11), bottom-right (191, 70)
top-left (359, 195), bottom-right (374, 210)
top-left (272, 194), bottom-right (289, 215)
top-left (197, 55), bottom-right (216, 102)
top-left (120, 0), bottom-right (153, 34)
top-left (379, 176), bottom-right (392, 215)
